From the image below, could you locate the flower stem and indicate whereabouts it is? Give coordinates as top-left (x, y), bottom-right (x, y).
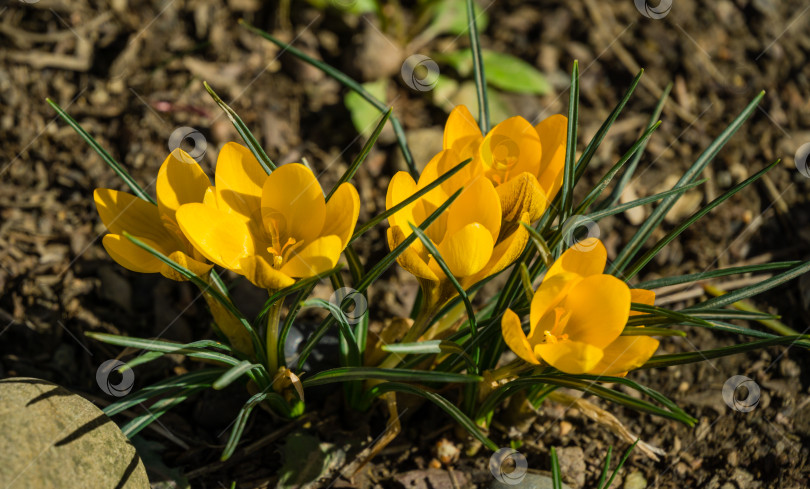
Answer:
top-left (265, 296), bottom-right (284, 376)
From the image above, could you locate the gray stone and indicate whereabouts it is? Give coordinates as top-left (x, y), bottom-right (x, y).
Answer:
top-left (0, 377), bottom-right (149, 489)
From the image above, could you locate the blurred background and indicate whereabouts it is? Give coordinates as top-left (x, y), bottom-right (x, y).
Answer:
top-left (1, 0), bottom-right (809, 487)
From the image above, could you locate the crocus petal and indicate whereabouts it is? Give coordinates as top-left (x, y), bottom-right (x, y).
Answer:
top-left (545, 237), bottom-right (607, 281)
top-left (528, 274), bottom-right (576, 342)
top-left (262, 163), bottom-right (326, 244)
top-left (560, 274), bottom-right (630, 348)
top-left (387, 227), bottom-right (439, 282)
top-left (443, 105), bottom-right (482, 161)
top-left (101, 234), bottom-right (164, 274)
top-left (238, 256), bottom-right (295, 290)
top-left (94, 189), bottom-right (179, 249)
top-left (479, 116), bottom-right (542, 183)
top-left (501, 308), bottom-right (539, 364)
top-left (386, 171), bottom-right (419, 231)
top-left (160, 250), bottom-right (213, 282)
top-left (176, 203), bottom-right (255, 270)
top-left (323, 182), bottom-right (360, 249)
top-left (466, 215), bottom-right (530, 287)
top-left (630, 288), bottom-right (656, 318)
top-left (588, 336), bottom-right (660, 376)
top-left (434, 147), bottom-right (483, 197)
top-left (535, 114), bottom-right (567, 200)
top-left (495, 172), bottom-right (548, 222)
top-left (203, 186), bottom-right (218, 207)
top-left (156, 149), bottom-right (211, 223)
top-left (534, 340), bottom-right (604, 374)
top-left (280, 235), bottom-right (342, 278)
top-left (436, 223), bottom-right (494, 278)
top-left (445, 176), bottom-right (501, 243)
top-left (215, 142), bottom-right (267, 220)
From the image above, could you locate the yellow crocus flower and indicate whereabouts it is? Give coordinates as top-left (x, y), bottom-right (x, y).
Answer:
top-left (441, 105), bottom-right (567, 223)
top-left (94, 148), bottom-right (254, 355)
top-left (386, 148), bottom-right (529, 316)
top-left (501, 238), bottom-right (659, 375)
top-left (175, 142), bottom-right (360, 291)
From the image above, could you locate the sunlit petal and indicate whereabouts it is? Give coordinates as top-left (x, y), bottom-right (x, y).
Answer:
top-left (156, 148), bottom-right (211, 223)
top-left (446, 176), bottom-right (501, 242)
top-left (101, 234), bottom-right (164, 274)
top-left (387, 227), bottom-right (438, 281)
top-left (560, 274), bottom-right (630, 348)
top-left (160, 250), bottom-right (213, 281)
top-left (94, 189), bottom-right (178, 251)
top-left (386, 171), bottom-right (419, 231)
top-left (501, 308), bottom-right (539, 364)
top-left (323, 183), bottom-right (360, 249)
top-left (176, 203), bottom-right (255, 271)
top-left (495, 172), bottom-right (548, 223)
top-left (480, 116), bottom-right (542, 184)
top-left (443, 105), bottom-right (482, 162)
top-left (588, 336), bottom-right (659, 376)
top-left (262, 163), bottom-right (326, 244)
top-left (238, 256), bottom-right (295, 290)
top-left (215, 142), bottom-right (267, 220)
top-left (545, 237), bottom-right (607, 281)
top-left (534, 340), bottom-right (604, 374)
top-left (280, 235), bottom-right (342, 278)
top-left (535, 114), bottom-right (567, 200)
top-left (436, 223), bottom-right (494, 278)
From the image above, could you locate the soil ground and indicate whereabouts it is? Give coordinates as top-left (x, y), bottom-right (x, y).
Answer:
top-left (1, 1), bottom-right (810, 488)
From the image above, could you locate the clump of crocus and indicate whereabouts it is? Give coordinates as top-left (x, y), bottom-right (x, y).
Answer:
top-left (94, 148), bottom-right (253, 355)
top-left (175, 142), bottom-right (360, 291)
top-left (501, 238), bottom-right (659, 375)
top-left (440, 105), bottom-right (567, 223)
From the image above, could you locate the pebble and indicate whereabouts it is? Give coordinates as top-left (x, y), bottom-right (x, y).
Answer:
top-left (623, 471), bottom-right (647, 489)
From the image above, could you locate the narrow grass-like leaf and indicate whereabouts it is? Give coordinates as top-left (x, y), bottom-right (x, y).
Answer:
top-left (239, 19), bottom-right (417, 178)
top-left (120, 339), bottom-right (233, 370)
top-left (382, 340), bottom-right (476, 372)
top-left (624, 160), bottom-right (780, 279)
top-left (635, 261), bottom-right (801, 289)
top-left (302, 367), bottom-right (482, 387)
top-left (584, 179), bottom-right (705, 223)
top-left (344, 246), bottom-right (365, 284)
top-left (254, 265), bottom-right (343, 327)
top-left (574, 69), bottom-right (644, 183)
top-left (203, 81), bottom-right (275, 173)
top-left (642, 335), bottom-right (810, 369)
top-left (220, 390), bottom-right (291, 460)
top-left (46, 98), bottom-right (154, 203)
top-left (326, 107), bottom-right (392, 201)
top-left (561, 60), bottom-right (579, 221)
top-left (603, 441), bottom-right (639, 489)
top-left (351, 157), bottom-right (471, 242)
top-left (685, 260), bottom-right (810, 311)
top-left (104, 368), bottom-right (224, 416)
top-left (86, 332), bottom-right (241, 367)
top-left (596, 446), bottom-right (613, 489)
top-left (630, 303), bottom-right (715, 328)
top-left (551, 447), bottom-right (562, 489)
top-left (703, 284), bottom-right (798, 336)
top-left (277, 282), bottom-right (318, 369)
top-left (302, 298), bottom-right (362, 367)
top-left (121, 387), bottom-right (205, 438)
top-left (610, 91), bottom-right (765, 274)
top-left (521, 222), bottom-right (552, 268)
top-left (599, 83), bottom-right (672, 210)
top-left (297, 188), bottom-right (463, 369)
top-left (213, 360), bottom-right (263, 390)
top-left (364, 382), bottom-right (498, 451)
top-left (621, 327), bottom-right (686, 337)
top-left (519, 263), bottom-right (534, 302)
top-left (466, 0), bottom-right (489, 133)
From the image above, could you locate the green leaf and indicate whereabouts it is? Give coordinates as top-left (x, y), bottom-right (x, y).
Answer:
top-left (120, 387), bottom-right (205, 438)
top-left (440, 49), bottom-right (550, 95)
top-left (634, 261), bottom-right (801, 289)
top-left (306, 0), bottom-right (378, 14)
top-left (382, 340), bottom-right (476, 372)
top-left (302, 367), bottom-right (482, 387)
top-left (239, 19), bottom-right (418, 179)
top-left (220, 390), bottom-right (291, 461)
top-left (602, 441), bottom-right (638, 489)
top-left (301, 298), bottom-right (362, 367)
top-left (561, 60), bottom-right (580, 221)
top-left (86, 333), bottom-right (241, 367)
top-left (551, 447), bottom-right (562, 489)
top-left (610, 91), bottom-right (765, 275)
top-left (623, 160), bottom-right (780, 279)
top-left (466, 0), bottom-right (489, 132)
top-left (642, 336), bottom-right (810, 369)
top-left (621, 327), bottom-right (686, 337)
top-left (104, 368), bottom-right (225, 417)
top-left (345, 79), bottom-right (389, 139)
top-left (364, 382), bottom-right (498, 451)
top-left (213, 360), bottom-right (263, 390)
top-left (46, 98), bottom-right (155, 204)
top-left (424, 0), bottom-right (489, 38)
top-left (584, 179), bottom-right (706, 223)
top-left (203, 81), bottom-right (275, 173)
